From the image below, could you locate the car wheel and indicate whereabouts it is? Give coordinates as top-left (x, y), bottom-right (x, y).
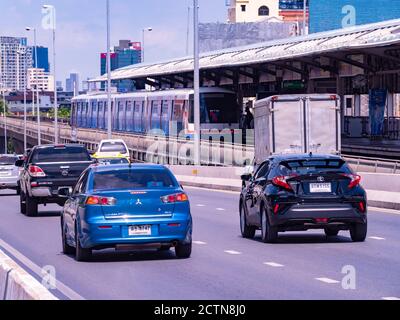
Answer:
top-left (75, 226), bottom-right (92, 262)
top-left (325, 229), bottom-right (339, 237)
top-left (61, 221), bottom-right (75, 255)
top-left (350, 222), bottom-right (367, 242)
top-left (25, 195), bottom-right (38, 217)
top-left (175, 241), bottom-right (192, 259)
top-left (20, 191), bottom-right (26, 215)
top-left (261, 205), bottom-right (278, 243)
top-left (240, 202), bottom-right (256, 239)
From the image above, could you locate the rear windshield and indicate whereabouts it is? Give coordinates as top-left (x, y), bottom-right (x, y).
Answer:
top-left (0, 156), bottom-right (18, 165)
top-left (32, 146), bottom-right (91, 163)
top-left (93, 169), bottom-right (177, 191)
top-left (96, 158), bottom-right (129, 165)
top-left (100, 142), bottom-right (127, 153)
top-left (278, 159), bottom-right (352, 175)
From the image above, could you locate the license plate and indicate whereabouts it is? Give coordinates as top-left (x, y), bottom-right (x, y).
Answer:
top-left (128, 225), bottom-right (151, 236)
top-left (310, 183), bottom-right (332, 193)
top-left (0, 171), bottom-right (10, 176)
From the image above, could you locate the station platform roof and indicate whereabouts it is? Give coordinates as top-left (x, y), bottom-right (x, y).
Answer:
top-left (90, 18), bottom-right (400, 83)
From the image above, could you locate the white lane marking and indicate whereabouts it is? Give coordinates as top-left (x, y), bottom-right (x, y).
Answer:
top-left (382, 297), bottom-right (400, 300)
top-left (369, 236), bottom-right (386, 240)
top-left (224, 250), bottom-right (242, 255)
top-left (315, 277), bottom-right (340, 284)
top-left (0, 238), bottom-right (85, 300)
top-left (368, 207), bottom-right (400, 216)
top-left (196, 204), bottom-right (205, 207)
top-left (216, 208), bottom-right (226, 211)
top-left (263, 262), bottom-right (284, 268)
top-left (193, 241), bottom-right (207, 245)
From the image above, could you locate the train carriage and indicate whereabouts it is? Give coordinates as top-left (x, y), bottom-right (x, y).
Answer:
top-left (71, 88), bottom-right (239, 138)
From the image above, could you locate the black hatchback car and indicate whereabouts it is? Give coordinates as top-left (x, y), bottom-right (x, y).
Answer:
top-left (240, 154), bottom-right (367, 243)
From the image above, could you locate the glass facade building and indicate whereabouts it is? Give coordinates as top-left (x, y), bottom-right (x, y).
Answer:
top-left (310, 0), bottom-right (400, 33)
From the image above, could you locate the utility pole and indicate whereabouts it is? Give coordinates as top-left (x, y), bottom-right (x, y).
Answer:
top-left (193, 0), bottom-right (200, 165)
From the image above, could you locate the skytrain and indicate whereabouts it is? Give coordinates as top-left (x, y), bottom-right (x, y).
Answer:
top-left (71, 88), bottom-right (240, 138)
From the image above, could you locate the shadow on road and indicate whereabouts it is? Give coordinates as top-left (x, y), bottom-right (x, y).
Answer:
top-left (252, 233), bottom-right (353, 244)
top-left (63, 249), bottom-right (182, 263)
top-left (33, 211), bottom-right (62, 218)
top-left (0, 193), bottom-right (18, 197)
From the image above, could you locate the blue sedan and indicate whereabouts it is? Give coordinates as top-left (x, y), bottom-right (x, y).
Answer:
top-left (59, 164), bottom-right (192, 261)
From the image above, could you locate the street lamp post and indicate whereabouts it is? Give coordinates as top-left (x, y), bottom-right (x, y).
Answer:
top-left (26, 27), bottom-right (41, 145)
top-left (17, 49), bottom-right (28, 152)
top-left (43, 5), bottom-right (58, 144)
top-left (193, 0), bottom-right (200, 165)
top-left (142, 27), bottom-right (152, 63)
top-left (1, 84), bottom-right (7, 154)
top-left (106, 0), bottom-right (112, 139)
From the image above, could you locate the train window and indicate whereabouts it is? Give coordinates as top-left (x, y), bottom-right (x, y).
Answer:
top-left (190, 93), bottom-right (238, 124)
top-left (151, 101), bottom-right (159, 114)
top-left (127, 100), bottom-right (132, 112)
top-left (162, 101), bottom-right (172, 115)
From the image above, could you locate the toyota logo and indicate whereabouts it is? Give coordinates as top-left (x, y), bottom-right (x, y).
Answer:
top-left (317, 176), bottom-right (325, 182)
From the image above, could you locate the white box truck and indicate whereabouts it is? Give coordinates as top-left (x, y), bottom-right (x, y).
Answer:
top-left (254, 94), bottom-right (341, 165)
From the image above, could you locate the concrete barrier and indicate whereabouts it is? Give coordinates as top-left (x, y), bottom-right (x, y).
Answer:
top-left (0, 250), bottom-right (58, 300)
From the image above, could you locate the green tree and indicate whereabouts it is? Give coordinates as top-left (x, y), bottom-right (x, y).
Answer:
top-left (0, 99), bottom-right (9, 115)
top-left (47, 107), bottom-right (71, 119)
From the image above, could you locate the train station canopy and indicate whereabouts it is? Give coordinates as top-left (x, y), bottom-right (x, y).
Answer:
top-left (90, 18), bottom-right (400, 85)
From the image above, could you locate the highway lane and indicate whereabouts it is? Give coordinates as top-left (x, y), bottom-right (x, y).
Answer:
top-left (0, 187), bottom-right (399, 300)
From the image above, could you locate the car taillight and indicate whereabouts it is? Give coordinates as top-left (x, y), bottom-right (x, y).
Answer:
top-left (272, 176), bottom-right (293, 191)
top-left (341, 174), bottom-right (361, 189)
top-left (358, 201), bottom-right (366, 213)
top-left (86, 196), bottom-right (116, 206)
top-left (161, 193), bottom-right (188, 204)
top-left (273, 204), bottom-right (280, 214)
top-left (28, 165), bottom-right (46, 177)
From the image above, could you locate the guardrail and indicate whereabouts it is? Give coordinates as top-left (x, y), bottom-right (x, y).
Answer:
top-left (1, 117), bottom-right (399, 173)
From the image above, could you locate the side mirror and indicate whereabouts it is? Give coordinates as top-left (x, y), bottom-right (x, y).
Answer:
top-left (58, 187), bottom-right (72, 198)
top-left (241, 173), bottom-right (252, 182)
top-left (15, 160), bottom-right (24, 167)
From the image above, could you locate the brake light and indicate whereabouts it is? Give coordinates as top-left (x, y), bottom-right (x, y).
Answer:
top-left (273, 204), bottom-right (280, 215)
top-left (341, 174), bottom-right (361, 189)
top-left (161, 193), bottom-right (189, 203)
top-left (359, 201), bottom-right (366, 213)
top-left (29, 165), bottom-right (46, 177)
top-left (272, 176), bottom-right (293, 191)
top-left (86, 196), bottom-right (116, 206)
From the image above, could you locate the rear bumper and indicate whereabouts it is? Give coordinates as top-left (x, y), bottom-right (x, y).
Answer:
top-left (79, 215), bottom-right (192, 249)
top-left (270, 203), bottom-right (367, 231)
top-left (0, 177), bottom-right (19, 188)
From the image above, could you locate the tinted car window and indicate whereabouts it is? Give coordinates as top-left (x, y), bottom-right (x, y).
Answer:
top-left (93, 169), bottom-right (177, 191)
top-left (254, 162), bottom-right (269, 179)
top-left (100, 142), bottom-right (127, 153)
top-left (32, 146), bottom-right (91, 163)
top-left (278, 159), bottom-right (352, 175)
top-left (0, 156), bottom-right (18, 165)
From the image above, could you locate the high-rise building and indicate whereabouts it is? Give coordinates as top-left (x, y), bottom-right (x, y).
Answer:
top-left (56, 80), bottom-right (63, 92)
top-left (100, 40), bottom-right (142, 92)
top-left (227, 0), bottom-right (308, 24)
top-left (65, 73), bottom-right (80, 94)
top-left (27, 68), bottom-right (54, 92)
top-left (0, 36), bottom-right (33, 91)
top-left (32, 46), bottom-right (50, 72)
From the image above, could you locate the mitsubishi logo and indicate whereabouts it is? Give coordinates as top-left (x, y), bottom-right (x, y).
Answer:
top-left (317, 176), bottom-right (325, 182)
top-left (135, 199), bottom-right (142, 206)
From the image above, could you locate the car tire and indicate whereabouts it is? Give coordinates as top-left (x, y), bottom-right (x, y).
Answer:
top-left (62, 221), bottom-right (75, 255)
top-left (240, 202), bottom-right (256, 239)
top-left (261, 206), bottom-right (278, 243)
top-left (175, 242), bottom-right (192, 259)
top-left (75, 227), bottom-right (92, 262)
top-left (350, 222), bottom-right (367, 242)
top-left (25, 195), bottom-right (38, 217)
top-left (325, 229), bottom-right (339, 237)
top-left (20, 191), bottom-right (26, 215)
top-left (16, 186), bottom-right (21, 195)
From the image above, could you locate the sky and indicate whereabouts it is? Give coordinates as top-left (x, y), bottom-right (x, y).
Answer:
top-left (0, 0), bottom-right (227, 86)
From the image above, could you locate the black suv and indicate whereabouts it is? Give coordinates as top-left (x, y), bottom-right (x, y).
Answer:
top-left (16, 144), bottom-right (93, 216)
top-left (240, 154), bottom-right (368, 243)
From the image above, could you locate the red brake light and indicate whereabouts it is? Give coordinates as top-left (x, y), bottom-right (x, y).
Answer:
top-left (341, 174), bottom-right (361, 189)
top-left (29, 165), bottom-right (46, 177)
top-left (161, 193), bottom-right (189, 203)
top-left (359, 201), bottom-right (366, 213)
top-left (273, 204), bottom-right (280, 214)
top-left (272, 176), bottom-right (293, 191)
top-left (86, 196), bottom-right (116, 206)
